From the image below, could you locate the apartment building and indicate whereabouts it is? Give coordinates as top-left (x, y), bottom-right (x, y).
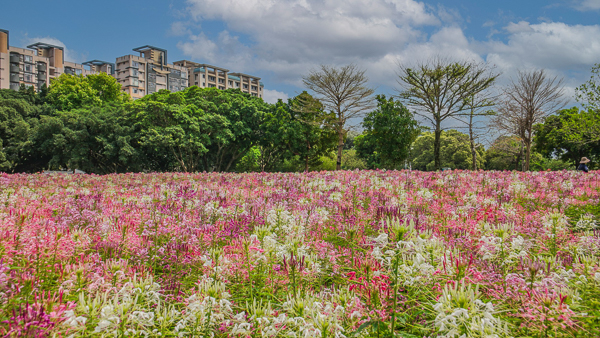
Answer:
top-left (115, 46), bottom-right (188, 100)
top-left (1, 28), bottom-right (265, 100)
top-left (173, 60), bottom-right (264, 99)
top-left (0, 29), bottom-right (103, 92)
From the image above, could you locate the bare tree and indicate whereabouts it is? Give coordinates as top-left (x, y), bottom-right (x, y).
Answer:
top-left (454, 92), bottom-right (497, 170)
top-left (302, 64), bottom-right (375, 170)
top-left (493, 69), bottom-right (566, 171)
top-left (397, 58), bottom-right (498, 170)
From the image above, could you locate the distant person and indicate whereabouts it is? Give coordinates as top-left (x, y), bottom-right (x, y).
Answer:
top-left (578, 157), bottom-right (590, 173)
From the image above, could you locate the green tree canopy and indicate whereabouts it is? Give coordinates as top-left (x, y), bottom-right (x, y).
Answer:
top-left (355, 95), bottom-right (420, 169)
top-left (33, 103), bottom-right (139, 174)
top-left (533, 106), bottom-right (600, 167)
top-left (409, 130), bottom-right (485, 171)
top-left (46, 73), bottom-right (128, 111)
top-left (485, 135), bottom-right (523, 171)
top-left (0, 88), bottom-right (42, 172)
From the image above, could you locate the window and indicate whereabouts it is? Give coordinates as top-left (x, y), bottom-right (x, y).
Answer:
top-left (236, 82), bottom-right (240, 87)
top-left (181, 72), bottom-right (186, 78)
top-left (251, 85), bottom-right (257, 91)
top-left (24, 74), bottom-right (33, 83)
top-left (132, 61), bottom-right (140, 68)
top-left (208, 76), bottom-right (215, 82)
top-left (132, 78), bottom-right (139, 86)
top-left (75, 69), bottom-right (82, 76)
top-left (209, 84), bottom-right (216, 88)
top-left (219, 86), bottom-right (225, 90)
top-left (218, 78), bottom-right (225, 84)
top-left (132, 69), bottom-right (139, 76)
top-left (229, 81), bottom-right (233, 86)
top-left (202, 74), bottom-right (205, 78)
top-left (107, 66), bottom-right (112, 73)
top-left (133, 88), bottom-right (139, 94)
top-left (24, 64), bottom-right (33, 72)
top-left (24, 55), bottom-right (33, 63)
top-left (195, 74), bottom-right (199, 80)
top-left (243, 84), bottom-right (249, 89)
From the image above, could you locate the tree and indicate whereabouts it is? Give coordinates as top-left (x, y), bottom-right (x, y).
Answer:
top-left (288, 92), bottom-right (337, 171)
top-left (534, 107), bottom-right (600, 167)
top-left (191, 88), bottom-right (270, 172)
top-left (0, 89), bottom-right (40, 172)
top-left (397, 58), bottom-right (498, 170)
top-left (485, 135), bottom-right (524, 171)
top-left (355, 95), bottom-right (420, 169)
top-left (409, 130), bottom-right (485, 171)
top-left (302, 64), bottom-right (375, 170)
top-left (493, 69), bottom-right (565, 171)
top-left (576, 63), bottom-right (600, 111)
top-left (33, 104), bottom-right (140, 174)
top-left (46, 73), bottom-right (128, 111)
top-left (131, 89), bottom-right (230, 173)
top-left (86, 72), bottom-right (129, 103)
top-left (456, 93), bottom-right (497, 170)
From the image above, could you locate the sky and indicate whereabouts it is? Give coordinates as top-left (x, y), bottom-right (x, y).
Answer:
top-left (1, 0), bottom-right (599, 108)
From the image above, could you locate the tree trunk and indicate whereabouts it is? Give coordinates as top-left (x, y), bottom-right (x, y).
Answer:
top-left (305, 139), bottom-right (310, 172)
top-left (469, 111), bottom-right (477, 170)
top-left (519, 141), bottom-right (525, 171)
top-left (336, 129), bottom-right (344, 171)
top-left (524, 140), bottom-right (531, 171)
top-left (434, 120), bottom-right (442, 171)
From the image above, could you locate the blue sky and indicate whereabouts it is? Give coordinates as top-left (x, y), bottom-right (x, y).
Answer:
top-left (1, 0), bottom-right (599, 106)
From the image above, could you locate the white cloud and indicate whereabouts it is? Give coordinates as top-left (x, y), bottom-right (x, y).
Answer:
top-left (574, 0), bottom-right (600, 11)
top-left (174, 0), bottom-right (599, 112)
top-left (169, 21), bottom-right (191, 36)
top-left (262, 88), bottom-right (289, 104)
top-left (26, 36), bottom-right (86, 63)
top-left (485, 22), bottom-right (600, 72)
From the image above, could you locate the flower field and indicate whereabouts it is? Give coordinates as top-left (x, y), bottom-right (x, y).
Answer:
top-left (1, 171), bottom-right (600, 337)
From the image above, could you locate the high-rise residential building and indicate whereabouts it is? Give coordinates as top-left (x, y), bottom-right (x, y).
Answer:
top-left (1, 28), bottom-right (264, 100)
top-left (0, 29), bottom-right (105, 92)
top-left (173, 60), bottom-right (264, 99)
top-left (115, 46), bottom-right (188, 100)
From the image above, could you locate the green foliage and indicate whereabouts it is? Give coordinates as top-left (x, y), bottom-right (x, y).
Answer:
top-left (410, 130), bottom-right (485, 171)
top-left (529, 153), bottom-right (573, 171)
top-left (576, 63), bottom-right (600, 111)
top-left (0, 89), bottom-right (41, 172)
top-left (131, 89), bottom-right (230, 172)
top-left (32, 104), bottom-right (140, 174)
top-left (235, 147), bottom-right (262, 172)
top-left (46, 73), bottom-right (128, 111)
top-left (534, 107), bottom-right (600, 168)
top-left (341, 149), bottom-right (367, 170)
top-left (356, 95), bottom-right (420, 169)
top-left (486, 136), bottom-right (523, 171)
top-left (284, 91), bottom-right (338, 171)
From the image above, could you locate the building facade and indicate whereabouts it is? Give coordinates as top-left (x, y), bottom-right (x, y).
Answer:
top-left (0, 29), bottom-right (104, 92)
top-left (115, 46), bottom-right (189, 100)
top-left (173, 60), bottom-right (264, 99)
top-left (0, 29), bottom-right (264, 100)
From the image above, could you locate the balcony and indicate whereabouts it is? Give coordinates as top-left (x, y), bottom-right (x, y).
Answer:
top-left (10, 64), bottom-right (20, 73)
top-left (10, 54), bottom-right (20, 63)
top-left (10, 83), bottom-right (20, 91)
top-left (38, 63), bottom-right (47, 72)
top-left (10, 74), bottom-right (20, 82)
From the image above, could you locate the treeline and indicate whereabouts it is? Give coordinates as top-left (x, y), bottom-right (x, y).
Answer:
top-left (1, 61), bottom-right (599, 174)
